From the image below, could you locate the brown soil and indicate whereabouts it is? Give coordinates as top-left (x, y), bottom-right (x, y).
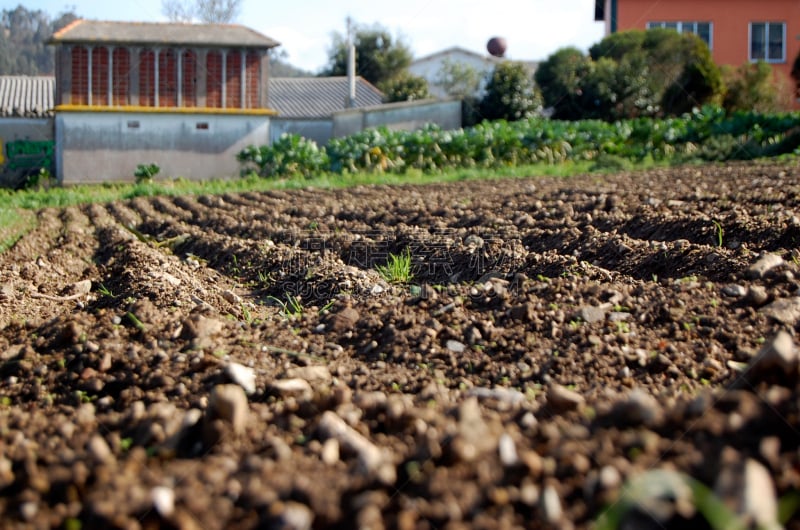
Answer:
top-left (2, 161), bottom-right (800, 529)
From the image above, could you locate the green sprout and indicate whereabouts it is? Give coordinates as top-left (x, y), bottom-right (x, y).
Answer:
top-left (376, 248), bottom-right (413, 283)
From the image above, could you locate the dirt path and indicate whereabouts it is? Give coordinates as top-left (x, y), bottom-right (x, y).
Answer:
top-left (1, 161), bottom-right (800, 529)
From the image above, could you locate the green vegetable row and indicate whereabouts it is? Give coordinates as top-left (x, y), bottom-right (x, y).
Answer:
top-left (237, 106), bottom-right (800, 179)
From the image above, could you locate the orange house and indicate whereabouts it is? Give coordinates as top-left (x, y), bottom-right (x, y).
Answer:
top-left (595, 0), bottom-right (800, 106)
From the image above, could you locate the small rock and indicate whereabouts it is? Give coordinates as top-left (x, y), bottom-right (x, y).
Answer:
top-left (467, 387), bottom-right (526, 407)
top-left (87, 434), bottom-right (113, 464)
top-left (285, 365), bottom-right (331, 384)
top-left (453, 397), bottom-right (497, 461)
top-left (206, 384), bottom-right (249, 436)
top-left (321, 438), bottom-right (340, 465)
top-left (222, 289), bottom-right (241, 304)
top-left (715, 456), bottom-right (780, 530)
top-left (746, 285), bottom-right (769, 306)
top-left (722, 284), bottom-right (747, 298)
top-left (446, 340), bottom-right (466, 353)
top-left (70, 279), bottom-right (93, 295)
top-left (318, 411), bottom-right (395, 484)
top-left (270, 378), bottom-right (313, 401)
top-left (747, 330), bottom-right (798, 377)
top-left (541, 485), bottom-right (563, 524)
top-left (509, 303), bottom-right (535, 322)
top-left (498, 433), bottom-right (520, 467)
top-left (224, 362), bottom-right (257, 395)
top-left (151, 486), bottom-right (175, 518)
top-left (0, 456), bottom-right (13, 489)
top-left (327, 307), bottom-right (360, 333)
top-left (577, 305), bottom-right (607, 324)
top-left (181, 315), bottom-right (225, 347)
top-left (605, 389), bottom-right (663, 427)
top-left (760, 297), bottom-right (800, 326)
top-left (278, 501), bottom-right (314, 530)
top-left (547, 384), bottom-right (584, 412)
top-left (747, 253), bottom-right (784, 279)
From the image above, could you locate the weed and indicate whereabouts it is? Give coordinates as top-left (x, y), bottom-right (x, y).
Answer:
top-left (712, 220), bottom-right (724, 247)
top-left (241, 303), bottom-right (253, 324)
top-left (125, 311), bottom-right (147, 332)
top-left (97, 283), bottom-right (116, 298)
top-left (376, 248), bottom-right (413, 283)
top-left (120, 437), bottom-right (133, 451)
top-left (269, 293), bottom-right (304, 318)
top-left (615, 321), bottom-right (631, 334)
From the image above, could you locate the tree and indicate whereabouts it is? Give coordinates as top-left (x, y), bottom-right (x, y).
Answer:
top-left (380, 72), bottom-right (430, 103)
top-left (723, 61), bottom-right (792, 112)
top-left (534, 47), bottom-right (593, 120)
top-left (161, 0), bottom-right (241, 23)
top-left (434, 58), bottom-right (486, 126)
top-left (536, 29), bottom-right (723, 121)
top-left (321, 23), bottom-right (412, 86)
top-left (478, 62), bottom-right (541, 122)
top-left (0, 5), bottom-right (78, 75)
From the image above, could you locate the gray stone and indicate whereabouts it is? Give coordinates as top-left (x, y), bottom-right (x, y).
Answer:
top-left (606, 389), bottom-right (663, 427)
top-left (224, 362), bottom-right (257, 395)
top-left (286, 365), bottom-right (331, 384)
top-left (547, 384), bottom-right (585, 412)
top-left (151, 486), bottom-right (175, 518)
top-left (454, 397), bottom-right (498, 461)
top-left (748, 330), bottom-right (798, 377)
top-left (270, 378), bottom-right (313, 401)
top-left (746, 285), bottom-right (769, 306)
top-left (722, 284), bottom-right (747, 298)
top-left (760, 297), bottom-right (800, 326)
top-left (279, 501), bottom-right (314, 530)
top-left (498, 433), bottom-right (520, 467)
top-left (714, 457), bottom-right (780, 530)
top-left (578, 305), bottom-right (608, 324)
top-left (541, 485), bottom-right (563, 524)
top-left (747, 253), bottom-right (784, 279)
top-left (318, 411), bottom-right (395, 485)
top-left (206, 384), bottom-right (249, 436)
top-left (87, 434), bottom-right (113, 464)
top-left (446, 340), bottom-right (466, 353)
top-left (467, 386), bottom-right (526, 406)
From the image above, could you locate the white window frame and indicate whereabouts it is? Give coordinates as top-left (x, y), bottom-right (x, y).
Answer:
top-left (749, 22), bottom-right (786, 63)
top-left (647, 21), bottom-right (713, 50)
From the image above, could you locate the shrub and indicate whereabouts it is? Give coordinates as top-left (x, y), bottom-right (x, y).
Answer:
top-left (479, 62), bottom-right (541, 122)
top-left (723, 61), bottom-right (792, 113)
top-left (380, 72), bottom-right (430, 102)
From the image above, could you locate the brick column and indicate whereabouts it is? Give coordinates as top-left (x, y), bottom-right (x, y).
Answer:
top-left (259, 51), bottom-right (269, 109)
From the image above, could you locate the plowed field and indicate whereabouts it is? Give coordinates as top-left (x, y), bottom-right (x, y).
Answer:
top-left (2, 161), bottom-right (800, 529)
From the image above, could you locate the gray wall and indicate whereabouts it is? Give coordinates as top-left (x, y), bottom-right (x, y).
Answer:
top-left (332, 99), bottom-right (461, 139)
top-left (56, 111), bottom-right (270, 184)
top-left (270, 118), bottom-right (333, 146)
top-left (0, 117), bottom-right (54, 188)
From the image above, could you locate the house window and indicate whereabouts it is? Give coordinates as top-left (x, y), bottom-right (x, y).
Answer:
top-left (70, 46), bottom-right (89, 105)
top-left (206, 51), bottom-right (223, 108)
top-left (112, 48), bottom-right (130, 106)
top-left (91, 47), bottom-right (109, 106)
top-left (245, 52), bottom-right (260, 108)
top-left (182, 50), bottom-right (197, 107)
top-left (139, 49), bottom-right (156, 107)
top-left (225, 51), bottom-right (242, 108)
top-left (647, 21), bottom-right (712, 49)
top-left (750, 22), bottom-right (786, 62)
top-left (158, 49), bottom-right (178, 107)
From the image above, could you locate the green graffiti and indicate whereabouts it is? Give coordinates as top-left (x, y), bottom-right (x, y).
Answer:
top-left (5, 140), bottom-right (54, 172)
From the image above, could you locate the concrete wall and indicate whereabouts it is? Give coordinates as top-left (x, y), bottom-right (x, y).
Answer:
top-left (332, 99), bottom-right (462, 139)
top-left (270, 118), bottom-right (333, 146)
top-left (0, 118), bottom-right (54, 188)
top-left (55, 111), bottom-right (270, 184)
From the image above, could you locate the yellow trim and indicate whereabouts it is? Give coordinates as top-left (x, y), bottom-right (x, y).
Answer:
top-left (54, 104), bottom-right (278, 116)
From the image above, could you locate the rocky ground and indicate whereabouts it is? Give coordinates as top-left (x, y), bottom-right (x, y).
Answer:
top-left (1, 161), bottom-right (800, 529)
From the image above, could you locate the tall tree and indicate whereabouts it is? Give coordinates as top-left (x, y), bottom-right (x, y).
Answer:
top-left (321, 22), bottom-right (412, 86)
top-left (0, 5), bottom-right (78, 75)
top-left (161, 0), bottom-right (241, 23)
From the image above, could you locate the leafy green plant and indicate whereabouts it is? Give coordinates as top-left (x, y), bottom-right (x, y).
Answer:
top-left (712, 220), bottom-right (724, 247)
top-left (134, 163), bottom-right (160, 184)
top-left (376, 248), bottom-right (413, 283)
top-left (238, 134), bottom-right (329, 178)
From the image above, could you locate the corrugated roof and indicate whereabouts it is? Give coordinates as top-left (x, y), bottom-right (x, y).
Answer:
top-left (268, 77), bottom-right (384, 118)
top-left (0, 76), bottom-right (55, 117)
top-left (50, 19), bottom-right (279, 49)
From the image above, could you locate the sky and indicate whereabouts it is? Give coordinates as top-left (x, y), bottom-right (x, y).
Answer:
top-left (24, 0), bottom-right (607, 72)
